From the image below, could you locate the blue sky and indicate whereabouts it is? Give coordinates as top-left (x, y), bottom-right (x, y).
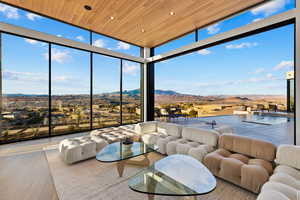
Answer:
top-left (0, 2), bottom-right (141, 95)
top-left (0, 0), bottom-right (295, 96)
top-left (155, 0), bottom-right (295, 96)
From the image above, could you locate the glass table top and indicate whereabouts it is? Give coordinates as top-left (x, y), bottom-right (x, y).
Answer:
top-left (128, 154), bottom-right (216, 196)
top-left (96, 142), bottom-right (157, 162)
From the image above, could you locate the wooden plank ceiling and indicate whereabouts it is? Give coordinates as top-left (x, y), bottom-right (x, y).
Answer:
top-left (1, 0), bottom-right (265, 48)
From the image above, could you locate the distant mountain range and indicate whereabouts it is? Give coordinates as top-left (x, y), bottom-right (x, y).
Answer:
top-left (4, 89), bottom-right (285, 100)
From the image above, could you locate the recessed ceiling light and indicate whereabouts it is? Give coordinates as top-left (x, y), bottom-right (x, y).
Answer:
top-left (84, 5), bottom-right (92, 11)
top-left (170, 11), bottom-right (175, 15)
top-left (110, 16), bottom-right (114, 20)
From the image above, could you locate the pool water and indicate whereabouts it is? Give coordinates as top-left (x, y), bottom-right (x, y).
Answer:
top-left (241, 114), bottom-right (291, 125)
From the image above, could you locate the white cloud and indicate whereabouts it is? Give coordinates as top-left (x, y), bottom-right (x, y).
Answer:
top-left (24, 38), bottom-right (47, 47)
top-left (226, 42), bottom-right (258, 49)
top-left (266, 73), bottom-right (274, 79)
top-left (0, 3), bottom-right (19, 19)
top-left (76, 35), bottom-right (84, 41)
top-left (252, 18), bottom-right (262, 23)
top-left (44, 48), bottom-right (70, 63)
top-left (249, 68), bottom-right (265, 74)
top-left (123, 62), bottom-right (138, 76)
top-left (93, 39), bottom-right (105, 48)
top-left (206, 23), bottom-right (220, 35)
top-left (24, 38), bottom-right (39, 45)
top-left (117, 41), bottom-right (130, 50)
top-left (198, 49), bottom-right (211, 55)
top-left (251, 0), bottom-right (287, 16)
top-left (273, 60), bottom-right (294, 71)
top-left (56, 34), bottom-right (62, 37)
top-left (52, 76), bottom-right (71, 82)
top-left (26, 12), bottom-right (42, 21)
top-left (3, 70), bottom-right (47, 82)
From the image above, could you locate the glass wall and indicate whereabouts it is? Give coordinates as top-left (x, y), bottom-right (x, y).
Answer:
top-left (51, 45), bottom-right (90, 135)
top-left (0, 3), bottom-right (90, 44)
top-left (92, 33), bottom-right (141, 57)
top-left (0, 33), bottom-right (142, 143)
top-left (155, 24), bottom-right (294, 145)
top-left (154, 32), bottom-right (195, 55)
top-left (93, 54), bottom-right (121, 128)
top-left (0, 2), bottom-right (141, 57)
top-left (122, 60), bottom-right (142, 124)
top-left (153, 0), bottom-right (295, 55)
top-left (1, 34), bottom-right (49, 142)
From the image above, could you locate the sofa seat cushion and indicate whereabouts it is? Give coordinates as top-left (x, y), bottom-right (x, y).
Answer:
top-left (135, 121), bottom-right (157, 135)
top-left (182, 127), bottom-right (219, 147)
top-left (156, 135), bottom-right (179, 154)
top-left (156, 122), bottom-right (182, 137)
top-left (204, 146), bottom-right (273, 193)
top-left (260, 182), bottom-right (298, 200)
top-left (257, 189), bottom-right (290, 200)
top-left (276, 145), bottom-right (300, 170)
top-left (229, 153), bottom-right (249, 164)
top-left (218, 135), bottom-right (276, 162)
top-left (141, 132), bottom-right (164, 145)
top-left (248, 158), bottom-right (273, 175)
top-left (275, 165), bottom-right (300, 180)
top-left (166, 138), bottom-right (187, 155)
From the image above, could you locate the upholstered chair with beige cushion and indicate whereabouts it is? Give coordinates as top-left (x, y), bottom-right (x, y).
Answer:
top-left (257, 145), bottom-right (300, 200)
top-left (166, 127), bottom-right (219, 161)
top-left (203, 135), bottom-right (276, 193)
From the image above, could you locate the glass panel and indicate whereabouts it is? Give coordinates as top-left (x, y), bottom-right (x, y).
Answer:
top-left (96, 142), bottom-right (157, 162)
top-left (1, 34), bottom-right (49, 143)
top-left (154, 32), bottom-right (195, 55)
top-left (122, 60), bottom-right (142, 124)
top-left (155, 24), bottom-right (294, 145)
top-left (51, 45), bottom-right (90, 135)
top-left (92, 33), bottom-right (141, 57)
top-left (198, 0), bottom-right (295, 40)
top-left (128, 155), bottom-right (216, 196)
top-left (0, 3), bottom-right (90, 44)
top-left (93, 54), bottom-right (121, 128)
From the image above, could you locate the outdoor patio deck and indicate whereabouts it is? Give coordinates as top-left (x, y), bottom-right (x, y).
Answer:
top-left (170, 115), bottom-right (294, 146)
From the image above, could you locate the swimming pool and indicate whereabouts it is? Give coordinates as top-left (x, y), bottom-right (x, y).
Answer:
top-left (240, 114), bottom-right (291, 125)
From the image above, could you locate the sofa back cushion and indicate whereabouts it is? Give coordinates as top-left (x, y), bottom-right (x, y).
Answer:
top-left (219, 135), bottom-right (276, 162)
top-left (135, 121), bottom-right (157, 135)
top-left (182, 127), bottom-right (219, 146)
top-left (157, 122), bottom-right (182, 137)
top-left (276, 145), bottom-right (300, 170)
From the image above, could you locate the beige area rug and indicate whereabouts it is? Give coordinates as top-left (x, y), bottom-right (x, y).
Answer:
top-left (44, 148), bottom-right (257, 200)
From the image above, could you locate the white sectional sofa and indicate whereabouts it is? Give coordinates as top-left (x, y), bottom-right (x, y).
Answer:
top-left (166, 127), bottom-right (219, 161)
top-left (136, 121), bottom-right (219, 161)
top-left (257, 145), bottom-right (300, 200)
top-left (135, 121), bottom-right (183, 154)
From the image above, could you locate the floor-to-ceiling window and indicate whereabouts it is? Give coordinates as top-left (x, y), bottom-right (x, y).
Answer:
top-left (1, 34), bottom-right (49, 142)
top-left (122, 60), bottom-right (142, 124)
top-left (93, 54), bottom-right (121, 128)
top-left (51, 45), bottom-right (90, 135)
top-left (154, 24), bottom-right (294, 145)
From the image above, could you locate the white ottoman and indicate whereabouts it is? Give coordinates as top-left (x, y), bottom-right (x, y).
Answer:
top-left (59, 136), bottom-right (108, 164)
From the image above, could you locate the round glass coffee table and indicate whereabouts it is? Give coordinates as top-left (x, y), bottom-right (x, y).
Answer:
top-left (96, 142), bottom-right (158, 177)
top-left (128, 154), bottom-right (216, 200)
